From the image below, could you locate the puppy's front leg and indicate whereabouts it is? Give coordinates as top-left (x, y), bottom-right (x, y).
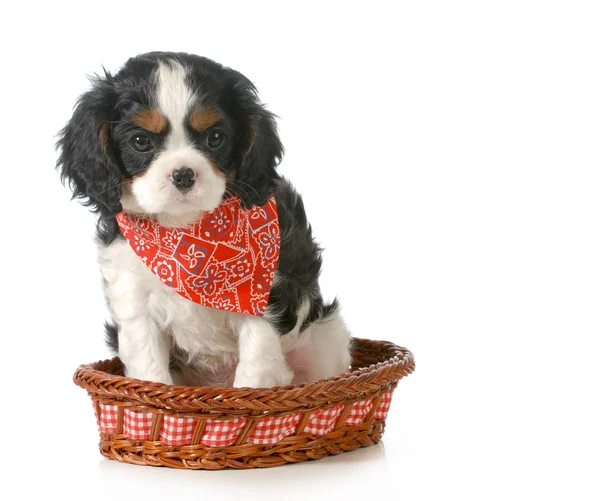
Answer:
top-left (118, 316), bottom-right (173, 385)
top-left (233, 316), bottom-right (293, 388)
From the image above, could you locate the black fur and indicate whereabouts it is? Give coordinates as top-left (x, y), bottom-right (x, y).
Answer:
top-left (104, 321), bottom-right (119, 353)
top-left (56, 73), bottom-right (125, 244)
top-left (57, 52), bottom-right (336, 343)
top-left (268, 179), bottom-right (338, 333)
top-left (224, 72), bottom-right (284, 207)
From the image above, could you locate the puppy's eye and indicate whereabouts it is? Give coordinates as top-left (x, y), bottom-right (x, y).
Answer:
top-left (207, 131), bottom-right (225, 149)
top-left (130, 135), bottom-right (153, 152)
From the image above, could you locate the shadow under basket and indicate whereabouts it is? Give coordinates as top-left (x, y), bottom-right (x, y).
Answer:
top-left (73, 337), bottom-right (415, 470)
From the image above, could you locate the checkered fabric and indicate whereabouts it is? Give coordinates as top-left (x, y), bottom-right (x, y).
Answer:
top-left (96, 393), bottom-right (397, 445)
top-left (304, 404), bottom-right (344, 436)
top-left (160, 415), bottom-right (199, 446)
top-left (123, 409), bottom-right (153, 440)
top-left (344, 399), bottom-right (375, 426)
top-left (99, 404), bottom-right (118, 433)
top-left (201, 417), bottom-right (248, 447)
top-left (374, 391), bottom-right (394, 420)
top-left (247, 413), bottom-right (302, 444)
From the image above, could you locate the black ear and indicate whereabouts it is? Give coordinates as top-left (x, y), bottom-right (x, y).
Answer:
top-left (229, 76), bottom-right (284, 207)
top-left (56, 73), bottom-right (122, 214)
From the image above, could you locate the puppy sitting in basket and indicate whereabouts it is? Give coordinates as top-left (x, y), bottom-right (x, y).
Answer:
top-left (57, 52), bottom-right (351, 388)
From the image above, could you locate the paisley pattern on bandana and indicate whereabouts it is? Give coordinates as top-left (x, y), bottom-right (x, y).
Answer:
top-left (116, 195), bottom-right (280, 316)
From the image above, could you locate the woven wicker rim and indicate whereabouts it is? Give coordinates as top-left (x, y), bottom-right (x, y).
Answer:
top-left (73, 337), bottom-right (414, 414)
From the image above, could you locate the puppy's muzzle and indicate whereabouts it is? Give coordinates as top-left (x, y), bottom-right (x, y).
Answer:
top-left (171, 167), bottom-right (196, 192)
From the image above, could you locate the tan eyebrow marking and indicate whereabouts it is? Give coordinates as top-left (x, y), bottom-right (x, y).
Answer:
top-left (131, 109), bottom-right (168, 133)
top-left (189, 107), bottom-right (221, 132)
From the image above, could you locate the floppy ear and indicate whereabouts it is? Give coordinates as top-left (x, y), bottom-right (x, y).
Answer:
top-left (56, 73), bottom-right (122, 214)
top-left (230, 76), bottom-right (284, 207)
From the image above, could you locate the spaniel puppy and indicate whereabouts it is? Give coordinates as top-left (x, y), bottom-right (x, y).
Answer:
top-left (57, 52), bottom-right (351, 388)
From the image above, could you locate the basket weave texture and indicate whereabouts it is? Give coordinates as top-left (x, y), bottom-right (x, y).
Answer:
top-left (73, 337), bottom-right (414, 469)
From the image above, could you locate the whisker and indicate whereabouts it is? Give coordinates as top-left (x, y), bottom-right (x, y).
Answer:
top-left (228, 181), bottom-right (251, 201)
top-left (229, 179), bottom-right (261, 201)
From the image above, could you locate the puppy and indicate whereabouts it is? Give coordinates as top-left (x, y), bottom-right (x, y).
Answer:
top-left (57, 52), bottom-right (351, 388)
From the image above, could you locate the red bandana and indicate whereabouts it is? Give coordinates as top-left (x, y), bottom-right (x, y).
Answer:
top-left (115, 196), bottom-right (280, 316)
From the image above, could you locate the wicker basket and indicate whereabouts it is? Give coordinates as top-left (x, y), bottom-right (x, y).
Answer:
top-left (73, 337), bottom-right (414, 469)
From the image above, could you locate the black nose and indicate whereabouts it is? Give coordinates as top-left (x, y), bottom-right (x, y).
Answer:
top-left (171, 167), bottom-right (195, 192)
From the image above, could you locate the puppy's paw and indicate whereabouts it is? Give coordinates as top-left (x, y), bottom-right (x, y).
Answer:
top-left (125, 368), bottom-right (174, 385)
top-left (233, 362), bottom-right (294, 388)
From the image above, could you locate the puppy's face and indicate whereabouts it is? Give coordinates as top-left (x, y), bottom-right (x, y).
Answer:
top-left (116, 60), bottom-right (233, 219)
top-left (57, 53), bottom-right (283, 224)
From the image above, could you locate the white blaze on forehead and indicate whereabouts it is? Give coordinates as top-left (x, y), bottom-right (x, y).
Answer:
top-left (155, 60), bottom-right (194, 148)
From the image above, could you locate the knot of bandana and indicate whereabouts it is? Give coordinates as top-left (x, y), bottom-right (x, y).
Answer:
top-left (115, 196), bottom-right (280, 316)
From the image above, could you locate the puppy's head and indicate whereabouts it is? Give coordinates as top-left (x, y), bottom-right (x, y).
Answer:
top-left (57, 52), bottom-right (283, 224)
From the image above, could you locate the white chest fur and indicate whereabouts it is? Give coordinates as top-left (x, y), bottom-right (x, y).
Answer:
top-left (99, 239), bottom-right (240, 357)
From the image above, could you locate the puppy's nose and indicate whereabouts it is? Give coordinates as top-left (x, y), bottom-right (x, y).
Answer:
top-left (171, 167), bottom-right (195, 192)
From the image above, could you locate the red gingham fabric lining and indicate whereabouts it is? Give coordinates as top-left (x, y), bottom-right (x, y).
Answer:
top-left (160, 415), bottom-right (199, 446)
top-left (304, 404), bottom-right (344, 436)
top-left (99, 404), bottom-right (118, 433)
top-left (344, 399), bottom-right (375, 426)
top-left (247, 413), bottom-right (302, 444)
top-left (201, 417), bottom-right (248, 447)
top-left (374, 391), bottom-right (394, 420)
top-left (97, 392), bottom-right (396, 444)
top-left (123, 409), bottom-right (153, 440)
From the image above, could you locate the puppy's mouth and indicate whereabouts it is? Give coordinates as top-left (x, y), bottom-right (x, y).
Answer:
top-left (163, 171), bottom-right (217, 207)
top-left (164, 185), bottom-right (209, 208)
top-left (159, 181), bottom-right (218, 212)
top-left (122, 174), bottom-right (226, 224)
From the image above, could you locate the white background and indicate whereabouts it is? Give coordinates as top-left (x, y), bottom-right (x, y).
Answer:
top-left (1, 1), bottom-right (599, 499)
